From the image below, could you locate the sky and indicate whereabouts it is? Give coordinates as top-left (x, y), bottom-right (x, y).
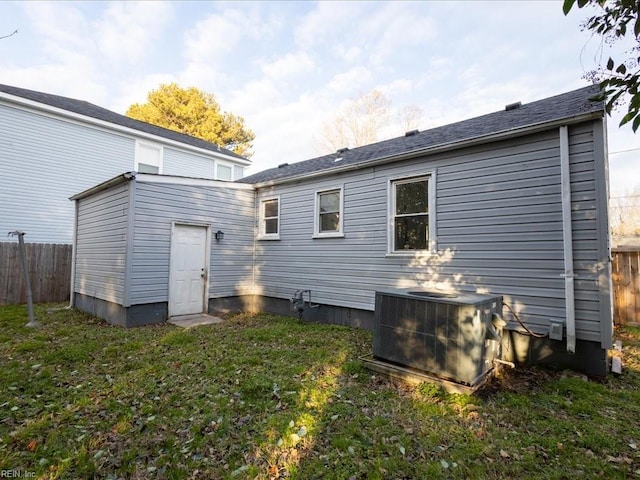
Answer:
top-left (1, 0), bottom-right (638, 195)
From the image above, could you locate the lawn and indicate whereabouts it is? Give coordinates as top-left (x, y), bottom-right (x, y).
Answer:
top-left (1, 304), bottom-right (639, 479)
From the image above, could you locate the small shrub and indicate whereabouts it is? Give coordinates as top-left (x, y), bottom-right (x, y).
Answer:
top-left (417, 382), bottom-right (443, 399)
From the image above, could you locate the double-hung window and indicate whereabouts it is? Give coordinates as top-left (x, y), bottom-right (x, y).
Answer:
top-left (259, 197), bottom-right (280, 240)
top-left (314, 187), bottom-right (343, 237)
top-left (390, 175), bottom-right (434, 253)
top-left (216, 161), bottom-right (233, 181)
top-left (135, 141), bottom-right (163, 174)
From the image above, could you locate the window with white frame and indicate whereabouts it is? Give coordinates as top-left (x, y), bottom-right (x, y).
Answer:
top-left (216, 162), bottom-right (233, 181)
top-left (135, 142), bottom-right (163, 174)
top-left (390, 175), bottom-right (433, 252)
top-left (259, 197), bottom-right (280, 239)
top-left (314, 187), bottom-right (343, 237)
top-left (233, 165), bottom-right (245, 180)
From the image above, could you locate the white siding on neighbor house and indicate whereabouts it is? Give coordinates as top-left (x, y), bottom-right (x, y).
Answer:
top-left (129, 181), bottom-right (255, 305)
top-left (74, 183), bottom-right (129, 304)
top-left (0, 103), bottom-right (135, 244)
top-left (254, 121), bottom-right (608, 343)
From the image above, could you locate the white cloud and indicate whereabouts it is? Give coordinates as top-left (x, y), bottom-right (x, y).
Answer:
top-left (361, 2), bottom-right (438, 65)
top-left (334, 45), bottom-right (361, 63)
top-left (184, 10), bottom-right (245, 64)
top-left (294, 2), bottom-right (364, 49)
top-left (95, 1), bottom-right (172, 65)
top-left (23, 2), bottom-right (90, 54)
top-left (262, 52), bottom-right (315, 80)
top-left (246, 93), bottom-right (329, 172)
top-left (0, 64), bottom-right (108, 105)
top-left (110, 72), bottom-right (177, 113)
top-left (227, 78), bottom-right (282, 116)
top-left (326, 66), bottom-right (373, 95)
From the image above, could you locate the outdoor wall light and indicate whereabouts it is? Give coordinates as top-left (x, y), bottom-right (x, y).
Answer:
top-left (215, 230), bottom-right (225, 241)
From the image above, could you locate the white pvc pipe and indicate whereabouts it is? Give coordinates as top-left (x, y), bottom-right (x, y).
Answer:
top-left (560, 126), bottom-right (576, 353)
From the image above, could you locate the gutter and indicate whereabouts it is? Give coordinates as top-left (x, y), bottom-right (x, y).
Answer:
top-left (69, 172), bottom-right (137, 201)
top-left (0, 92), bottom-right (251, 166)
top-left (251, 111), bottom-right (604, 188)
top-left (559, 125), bottom-right (576, 353)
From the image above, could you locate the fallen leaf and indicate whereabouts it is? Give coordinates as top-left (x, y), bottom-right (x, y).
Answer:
top-left (440, 459), bottom-right (449, 469)
top-left (500, 449), bottom-right (510, 458)
top-left (26, 440), bottom-right (37, 451)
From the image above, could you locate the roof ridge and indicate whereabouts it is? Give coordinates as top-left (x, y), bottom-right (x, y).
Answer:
top-left (240, 85), bottom-right (603, 185)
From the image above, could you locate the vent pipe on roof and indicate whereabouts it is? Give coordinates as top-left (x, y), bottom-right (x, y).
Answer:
top-left (505, 101), bottom-right (522, 111)
top-left (336, 147), bottom-right (349, 154)
top-left (405, 129), bottom-right (419, 137)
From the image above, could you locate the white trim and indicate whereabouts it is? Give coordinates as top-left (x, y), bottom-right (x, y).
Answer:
top-left (0, 91), bottom-right (251, 165)
top-left (313, 186), bottom-right (344, 238)
top-left (258, 195), bottom-right (280, 240)
top-left (135, 173), bottom-right (254, 190)
top-left (168, 222), bottom-right (211, 317)
top-left (559, 126), bottom-right (576, 353)
top-left (135, 140), bottom-right (163, 174)
top-left (387, 173), bottom-right (436, 255)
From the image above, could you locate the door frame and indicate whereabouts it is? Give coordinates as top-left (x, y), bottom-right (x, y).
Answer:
top-left (168, 222), bottom-right (211, 318)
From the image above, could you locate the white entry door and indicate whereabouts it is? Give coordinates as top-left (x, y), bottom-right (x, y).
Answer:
top-left (169, 224), bottom-right (208, 316)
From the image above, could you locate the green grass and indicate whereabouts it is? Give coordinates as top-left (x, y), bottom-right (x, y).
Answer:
top-left (1, 304), bottom-right (639, 479)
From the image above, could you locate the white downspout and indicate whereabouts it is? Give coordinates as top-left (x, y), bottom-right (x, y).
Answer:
top-left (69, 199), bottom-right (78, 308)
top-left (559, 125), bottom-right (576, 353)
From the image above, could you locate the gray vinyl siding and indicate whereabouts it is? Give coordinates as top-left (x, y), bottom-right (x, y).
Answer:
top-left (74, 183), bottom-right (129, 304)
top-left (254, 121), bottom-right (609, 343)
top-left (130, 181), bottom-right (254, 305)
top-left (162, 148), bottom-right (215, 178)
top-left (0, 103), bottom-right (134, 244)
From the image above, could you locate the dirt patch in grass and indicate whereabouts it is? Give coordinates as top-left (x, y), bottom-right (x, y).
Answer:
top-left (1, 304), bottom-right (639, 479)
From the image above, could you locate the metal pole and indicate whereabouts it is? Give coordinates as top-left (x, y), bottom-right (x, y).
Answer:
top-left (8, 231), bottom-right (38, 327)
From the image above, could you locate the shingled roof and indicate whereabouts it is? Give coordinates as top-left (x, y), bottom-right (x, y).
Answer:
top-left (0, 83), bottom-right (247, 161)
top-left (241, 85), bottom-right (603, 185)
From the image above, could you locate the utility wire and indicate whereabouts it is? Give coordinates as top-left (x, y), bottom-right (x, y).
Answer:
top-left (609, 147), bottom-right (640, 155)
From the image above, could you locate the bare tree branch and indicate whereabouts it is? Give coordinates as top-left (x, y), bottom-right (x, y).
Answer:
top-left (316, 90), bottom-right (424, 155)
top-left (0, 29), bottom-right (18, 40)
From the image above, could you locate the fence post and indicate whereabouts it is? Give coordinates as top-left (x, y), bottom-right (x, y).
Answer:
top-left (7, 231), bottom-right (38, 327)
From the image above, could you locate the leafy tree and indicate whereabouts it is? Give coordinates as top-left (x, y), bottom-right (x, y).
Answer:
top-left (126, 83), bottom-right (255, 157)
top-left (564, 0), bottom-right (640, 130)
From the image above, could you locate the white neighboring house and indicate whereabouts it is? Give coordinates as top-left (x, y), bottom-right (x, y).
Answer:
top-left (0, 83), bottom-right (251, 244)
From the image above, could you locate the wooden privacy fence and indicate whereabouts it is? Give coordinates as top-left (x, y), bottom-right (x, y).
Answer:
top-left (0, 242), bottom-right (72, 305)
top-left (612, 248), bottom-right (640, 325)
